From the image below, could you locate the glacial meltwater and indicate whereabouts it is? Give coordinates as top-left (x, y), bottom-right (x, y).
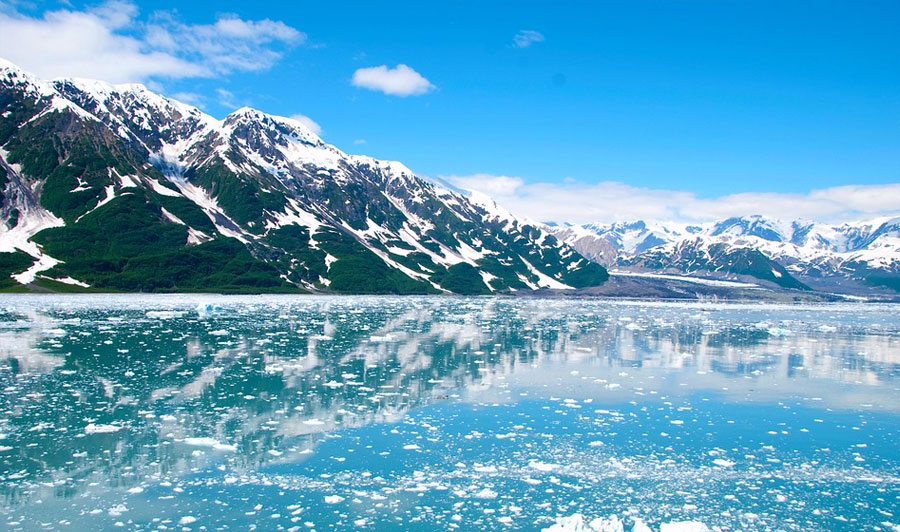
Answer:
top-left (1, 296), bottom-right (898, 532)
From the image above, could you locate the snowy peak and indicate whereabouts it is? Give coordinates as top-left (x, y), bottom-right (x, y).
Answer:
top-left (552, 214), bottom-right (900, 294)
top-left (224, 107), bottom-right (324, 147)
top-left (51, 77), bottom-right (218, 154)
top-left (710, 215), bottom-right (788, 242)
top-left (0, 56), bottom-right (607, 294)
top-left (588, 220), bottom-right (687, 254)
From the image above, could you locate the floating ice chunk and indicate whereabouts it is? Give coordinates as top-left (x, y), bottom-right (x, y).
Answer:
top-left (108, 505), bottom-right (128, 517)
top-left (323, 495), bottom-right (344, 504)
top-left (183, 437), bottom-right (236, 451)
top-left (196, 303), bottom-right (224, 317)
top-left (403, 444), bottom-right (420, 450)
top-left (588, 515), bottom-right (624, 532)
top-left (178, 516), bottom-right (197, 525)
top-left (474, 488), bottom-right (498, 499)
top-left (85, 423), bottom-right (123, 434)
top-left (529, 461), bottom-right (559, 472)
top-left (543, 514), bottom-right (593, 532)
top-left (659, 523), bottom-right (710, 532)
top-left (712, 458), bottom-right (735, 468)
top-left (545, 515), bottom-right (708, 532)
top-left (632, 519), bottom-right (652, 532)
top-left (670, 521), bottom-right (707, 531)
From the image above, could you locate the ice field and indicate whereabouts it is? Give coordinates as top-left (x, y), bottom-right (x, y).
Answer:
top-left (1, 295), bottom-right (898, 531)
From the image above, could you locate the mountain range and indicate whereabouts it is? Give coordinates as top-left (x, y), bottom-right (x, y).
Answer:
top-left (551, 215), bottom-right (900, 295)
top-left (1, 57), bottom-right (897, 298)
top-left (0, 58), bottom-right (607, 294)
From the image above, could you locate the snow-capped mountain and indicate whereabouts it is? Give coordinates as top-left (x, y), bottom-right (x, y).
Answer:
top-left (553, 215), bottom-right (900, 294)
top-left (550, 220), bottom-right (700, 266)
top-left (0, 58), bottom-right (607, 294)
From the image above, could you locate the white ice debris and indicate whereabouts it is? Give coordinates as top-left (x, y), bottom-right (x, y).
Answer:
top-left (543, 515), bottom-right (709, 532)
top-left (182, 437), bottom-right (237, 452)
top-left (659, 523), bottom-right (710, 532)
top-left (84, 423), bottom-right (123, 434)
top-left (528, 461), bottom-right (559, 472)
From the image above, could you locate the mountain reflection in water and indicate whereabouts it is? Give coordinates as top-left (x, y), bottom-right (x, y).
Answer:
top-left (1, 295), bottom-right (898, 531)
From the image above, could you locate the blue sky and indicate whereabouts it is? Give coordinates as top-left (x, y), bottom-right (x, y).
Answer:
top-left (1, 0), bottom-right (899, 222)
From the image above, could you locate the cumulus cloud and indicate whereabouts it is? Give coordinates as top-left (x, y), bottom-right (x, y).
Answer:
top-left (444, 174), bottom-right (900, 224)
top-left (512, 30), bottom-right (544, 48)
top-left (351, 64), bottom-right (434, 96)
top-left (0, 1), bottom-right (304, 83)
top-left (290, 114), bottom-right (322, 136)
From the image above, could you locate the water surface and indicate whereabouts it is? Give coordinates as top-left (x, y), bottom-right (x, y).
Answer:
top-left (1, 295), bottom-right (898, 531)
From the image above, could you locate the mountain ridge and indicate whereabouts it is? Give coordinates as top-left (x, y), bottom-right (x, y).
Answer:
top-left (0, 58), bottom-right (608, 294)
top-left (552, 214), bottom-right (900, 295)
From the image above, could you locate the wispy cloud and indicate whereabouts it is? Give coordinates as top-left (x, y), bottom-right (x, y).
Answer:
top-left (512, 30), bottom-right (544, 48)
top-left (290, 114), bottom-right (322, 136)
top-left (0, 1), bottom-right (304, 83)
top-left (351, 64), bottom-right (434, 97)
top-left (215, 88), bottom-right (238, 108)
top-left (445, 174), bottom-right (900, 224)
top-left (170, 91), bottom-right (205, 107)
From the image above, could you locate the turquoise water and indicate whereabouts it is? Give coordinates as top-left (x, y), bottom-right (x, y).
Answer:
top-left (0, 295), bottom-right (898, 531)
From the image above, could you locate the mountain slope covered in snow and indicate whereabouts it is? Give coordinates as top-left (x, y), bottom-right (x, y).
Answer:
top-left (0, 58), bottom-right (607, 294)
top-left (552, 215), bottom-right (900, 294)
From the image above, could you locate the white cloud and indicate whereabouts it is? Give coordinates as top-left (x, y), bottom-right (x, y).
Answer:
top-left (170, 91), bottom-right (205, 107)
top-left (512, 30), bottom-right (544, 48)
top-left (351, 64), bottom-right (434, 96)
top-left (444, 174), bottom-right (900, 224)
top-left (215, 88), bottom-right (237, 108)
top-left (353, 139), bottom-right (367, 145)
top-left (448, 174), bottom-right (524, 197)
top-left (146, 11), bottom-right (304, 74)
top-left (0, 1), bottom-right (304, 83)
top-left (290, 114), bottom-right (322, 136)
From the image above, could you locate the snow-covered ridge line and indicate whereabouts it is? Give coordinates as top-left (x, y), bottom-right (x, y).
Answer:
top-left (553, 214), bottom-right (900, 275)
top-left (2, 56), bottom-right (601, 292)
